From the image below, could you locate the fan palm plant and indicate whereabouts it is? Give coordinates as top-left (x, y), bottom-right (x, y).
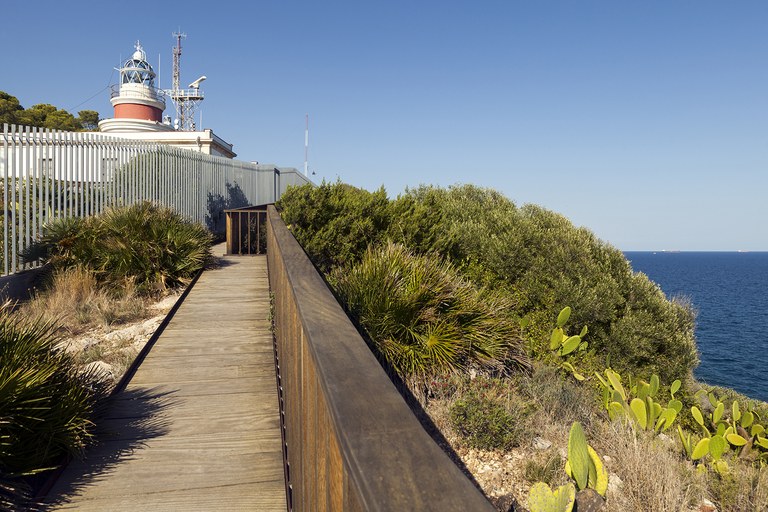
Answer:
top-left (23, 202), bottom-right (213, 295)
top-left (0, 306), bottom-right (104, 505)
top-left (330, 242), bottom-right (530, 382)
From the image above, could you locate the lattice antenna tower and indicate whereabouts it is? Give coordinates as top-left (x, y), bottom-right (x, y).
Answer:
top-left (172, 31), bottom-right (184, 93)
top-left (167, 31), bottom-right (205, 131)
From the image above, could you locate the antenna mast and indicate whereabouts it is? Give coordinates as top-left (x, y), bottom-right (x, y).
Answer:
top-left (172, 31), bottom-right (183, 94)
top-left (167, 31), bottom-right (205, 131)
top-left (304, 114), bottom-right (309, 176)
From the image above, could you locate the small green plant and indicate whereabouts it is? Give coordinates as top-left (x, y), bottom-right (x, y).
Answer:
top-left (449, 391), bottom-right (526, 451)
top-left (595, 368), bottom-right (682, 433)
top-left (685, 391), bottom-right (768, 468)
top-left (564, 421), bottom-right (608, 496)
top-left (528, 421), bottom-right (606, 512)
top-left (0, 307), bottom-right (105, 505)
top-left (545, 307), bottom-right (589, 381)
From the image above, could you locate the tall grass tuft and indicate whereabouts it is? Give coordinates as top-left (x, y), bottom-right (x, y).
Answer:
top-left (18, 266), bottom-right (147, 334)
top-left (23, 202), bottom-right (213, 295)
top-left (330, 242), bottom-right (530, 382)
top-left (0, 306), bottom-right (104, 498)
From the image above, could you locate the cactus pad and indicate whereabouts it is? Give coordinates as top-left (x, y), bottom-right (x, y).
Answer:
top-left (568, 422), bottom-right (591, 490)
top-left (528, 482), bottom-right (575, 512)
top-left (556, 307), bottom-right (572, 328)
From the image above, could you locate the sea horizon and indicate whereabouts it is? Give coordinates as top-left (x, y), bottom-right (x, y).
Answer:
top-left (624, 251), bottom-right (768, 402)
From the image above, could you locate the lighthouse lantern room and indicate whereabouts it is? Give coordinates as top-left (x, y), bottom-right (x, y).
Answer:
top-left (99, 41), bottom-right (173, 133)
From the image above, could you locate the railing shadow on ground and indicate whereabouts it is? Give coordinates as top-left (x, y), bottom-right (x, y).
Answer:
top-left (36, 387), bottom-right (176, 511)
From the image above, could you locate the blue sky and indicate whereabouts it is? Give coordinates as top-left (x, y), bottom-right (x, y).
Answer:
top-left (3, 1), bottom-right (766, 250)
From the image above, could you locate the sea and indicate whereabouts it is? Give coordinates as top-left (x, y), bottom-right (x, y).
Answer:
top-left (624, 252), bottom-right (768, 403)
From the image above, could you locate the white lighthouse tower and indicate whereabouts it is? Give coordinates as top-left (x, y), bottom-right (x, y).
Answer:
top-left (99, 42), bottom-right (173, 133)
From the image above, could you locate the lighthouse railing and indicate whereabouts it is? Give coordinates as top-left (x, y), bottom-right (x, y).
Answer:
top-left (0, 123), bottom-right (310, 278)
top-left (109, 84), bottom-right (167, 104)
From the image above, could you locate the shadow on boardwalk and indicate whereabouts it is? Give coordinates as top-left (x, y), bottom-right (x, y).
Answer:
top-left (38, 256), bottom-right (286, 511)
top-left (39, 388), bottom-right (175, 510)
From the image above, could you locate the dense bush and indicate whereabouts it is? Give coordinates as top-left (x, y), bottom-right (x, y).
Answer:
top-left (277, 180), bottom-right (390, 274)
top-left (0, 309), bottom-right (104, 504)
top-left (23, 202), bottom-right (213, 295)
top-left (330, 242), bottom-right (530, 380)
top-left (278, 182), bottom-right (699, 383)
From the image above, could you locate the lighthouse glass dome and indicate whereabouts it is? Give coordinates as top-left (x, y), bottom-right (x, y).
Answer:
top-left (121, 43), bottom-right (156, 87)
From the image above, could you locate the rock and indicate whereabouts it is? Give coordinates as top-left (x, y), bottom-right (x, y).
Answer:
top-left (141, 316), bottom-right (162, 333)
top-left (698, 498), bottom-right (717, 512)
top-left (82, 360), bottom-right (114, 380)
top-left (105, 326), bottom-right (136, 342)
top-left (602, 455), bottom-right (612, 464)
top-left (81, 337), bottom-right (100, 350)
top-left (533, 437), bottom-right (552, 450)
top-left (574, 488), bottom-right (605, 512)
top-left (490, 493), bottom-right (519, 512)
top-left (151, 295), bottom-right (179, 311)
top-left (607, 472), bottom-right (623, 496)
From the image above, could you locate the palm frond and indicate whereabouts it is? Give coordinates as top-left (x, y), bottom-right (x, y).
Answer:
top-left (331, 242), bottom-right (530, 383)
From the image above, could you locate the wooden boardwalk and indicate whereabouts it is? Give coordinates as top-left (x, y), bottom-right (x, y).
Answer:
top-left (44, 255), bottom-right (287, 511)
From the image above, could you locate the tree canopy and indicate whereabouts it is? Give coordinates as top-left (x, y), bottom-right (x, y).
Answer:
top-left (0, 91), bottom-right (100, 131)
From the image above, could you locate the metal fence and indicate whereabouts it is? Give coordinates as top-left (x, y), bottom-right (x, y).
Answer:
top-left (1, 124), bottom-right (311, 276)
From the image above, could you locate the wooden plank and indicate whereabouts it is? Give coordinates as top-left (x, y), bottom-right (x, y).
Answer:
top-left (45, 256), bottom-right (287, 511)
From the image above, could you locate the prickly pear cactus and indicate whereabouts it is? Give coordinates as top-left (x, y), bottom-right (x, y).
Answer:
top-left (528, 482), bottom-right (575, 512)
top-left (587, 445), bottom-right (608, 497)
top-left (568, 422), bottom-right (591, 490)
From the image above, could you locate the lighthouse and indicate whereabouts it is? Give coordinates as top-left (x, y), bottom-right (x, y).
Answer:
top-left (98, 38), bottom-right (236, 158)
top-left (99, 42), bottom-right (173, 133)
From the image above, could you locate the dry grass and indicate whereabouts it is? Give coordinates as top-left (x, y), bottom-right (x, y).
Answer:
top-left (76, 336), bottom-right (139, 378)
top-left (19, 267), bottom-right (147, 334)
top-left (592, 421), bottom-right (704, 512)
top-left (707, 458), bottom-right (768, 512)
top-left (520, 364), bottom-right (600, 430)
top-left (419, 367), bottom-right (768, 512)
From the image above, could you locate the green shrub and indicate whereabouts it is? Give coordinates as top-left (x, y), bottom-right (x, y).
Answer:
top-left (277, 180), bottom-right (390, 274)
top-left (607, 275), bottom-right (697, 382)
top-left (0, 309), bottom-right (104, 498)
top-left (329, 242), bottom-right (530, 379)
top-left (389, 184), bottom-right (699, 383)
top-left (23, 202), bottom-right (213, 294)
top-left (279, 182), bottom-right (700, 383)
top-left (449, 391), bottom-right (528, 450)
